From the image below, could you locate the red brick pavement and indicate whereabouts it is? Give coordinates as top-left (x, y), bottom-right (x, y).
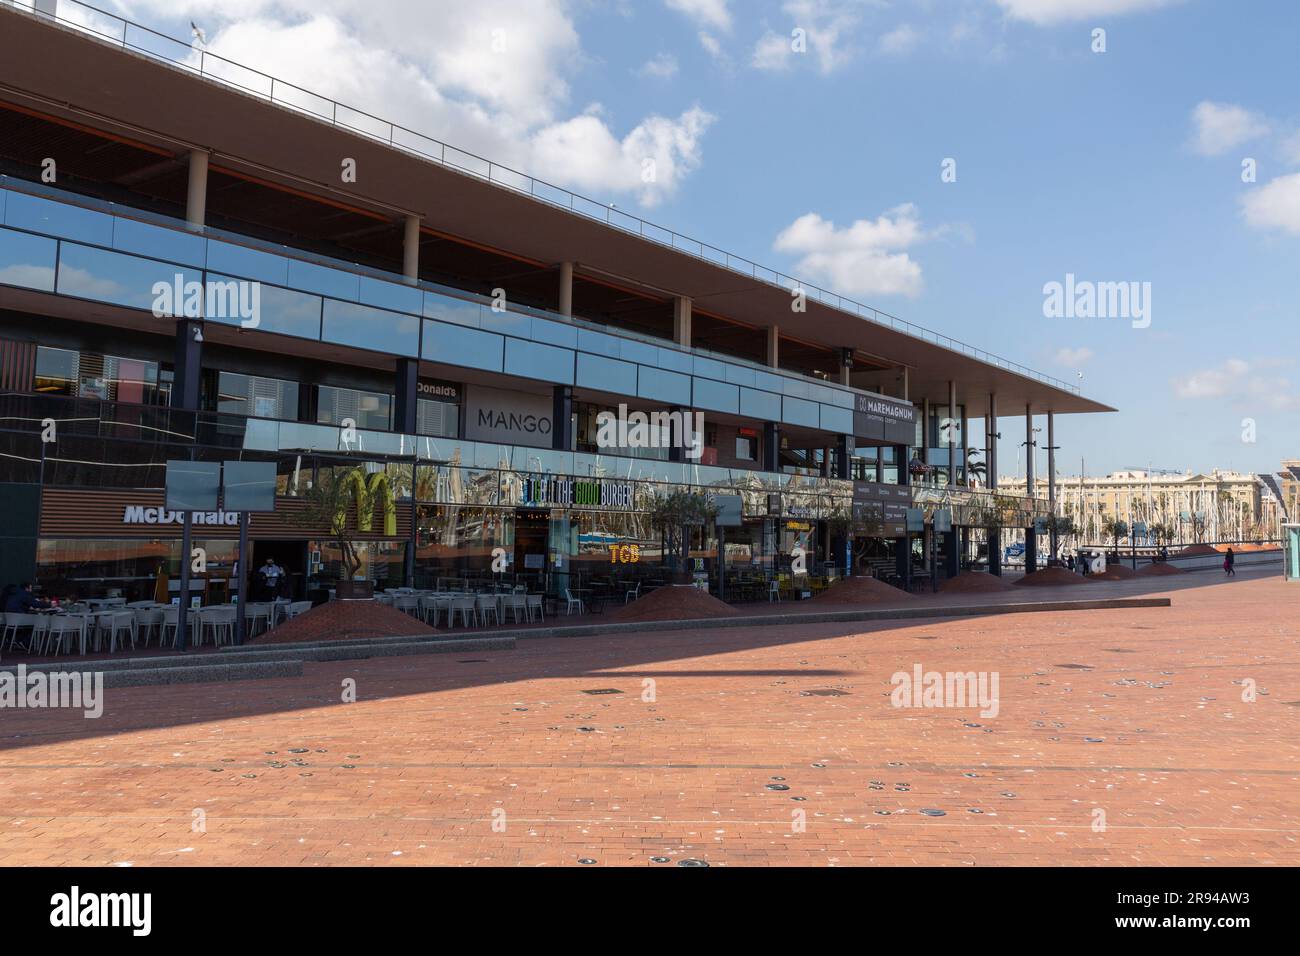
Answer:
top-left (0, 568), bottom-right (1296, 866)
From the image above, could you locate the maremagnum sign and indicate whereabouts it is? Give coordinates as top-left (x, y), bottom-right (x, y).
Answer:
top-left (852, 394), bottom-right (917, 445)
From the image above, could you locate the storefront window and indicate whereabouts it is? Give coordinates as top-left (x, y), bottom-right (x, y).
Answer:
top-left (34, 345), bottom-right (166, 405)
top-left (307, 539), bottom-right (405, 591)
top-left (35, 538), bottom-right (237, 602)
top-left (416, 397), bottom-right (458, 438)
top-left (213, 371), bottom-right (299, 420)
top-left (317, 384), bottom-right (392, 431)
top-left (413, 505), bottom-right (511, 583)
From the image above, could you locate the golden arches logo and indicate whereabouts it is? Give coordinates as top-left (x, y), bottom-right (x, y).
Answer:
top-left (333, 469), bottom-right (397, 537)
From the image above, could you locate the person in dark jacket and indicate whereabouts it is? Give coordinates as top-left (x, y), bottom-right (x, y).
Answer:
top-left (1224, 547), bottom-right (1236, 576)
top-left (4, 582), bottom-right (50, 613)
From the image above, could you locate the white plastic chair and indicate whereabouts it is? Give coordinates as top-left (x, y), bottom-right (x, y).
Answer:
top-left (244, 602), bottom-right (271, 637)
top-left (501, 593), bottom-right (526, 624)
top-left (450, 597), bottom-right (477, 628)
top-left (160, 605), bottom-right (180, 646)
top-left (2, 612), bottom-right (36, 652)
top-left (418, 595), bottom-right (442, 627)
top-left (624, 581), bottom-right (641, 604)
top-left (43, 616), bottom-right (84, 656)
top-left (285, 601), bottom-right (313, 619)
top-left (525, 594), bottom-right (544, 623)
top-left (475, 594), bottom-right (499, 626)
top-left (564, 589), bottom-right (585, 615)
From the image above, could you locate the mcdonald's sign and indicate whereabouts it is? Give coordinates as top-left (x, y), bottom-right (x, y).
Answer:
top-left (333, 469), bottom-right (397, 537)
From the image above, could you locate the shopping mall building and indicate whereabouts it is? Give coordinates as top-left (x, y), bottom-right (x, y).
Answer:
top-left (0, 2), bottom-right (1113, 604)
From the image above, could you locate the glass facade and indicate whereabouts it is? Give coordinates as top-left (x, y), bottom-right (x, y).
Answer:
top-left (211, 371), bottom-right (299, 421)
top-left (35, 345), bottom-right (167, 405)
top-left (317, 385), bottom-right (392, 432)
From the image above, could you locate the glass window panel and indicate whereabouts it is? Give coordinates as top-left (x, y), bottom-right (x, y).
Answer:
top-left (0, 227), bottom-right (57, 291)
top-left (359, 275), bottom-right (423, 315)
top-left (416, 397), bottom-right (458, 438)
top-left (112, 216), bottom-right (206, 266)
top-left (322, 299), bottom-right (419, 356)
top-left (205, 275), bottom-right (322, 338)
top-left (214, 371), bottom-right (299, 420)
top-left (287, 258), bottom-right (361, 300)
top-left (57, 243), bottom-right (202, 312)
top-left (4, 191), bottom-right (114, 245)
top-left (422, 290), bottom-right (484, 327)
top-left (317, 385), bottom-right (392, 432)
top-left (205, 240), bottom-right (290, 285)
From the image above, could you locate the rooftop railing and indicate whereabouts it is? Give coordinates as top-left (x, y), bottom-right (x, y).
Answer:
top-left (2, 0), bottom-right (1083, 397)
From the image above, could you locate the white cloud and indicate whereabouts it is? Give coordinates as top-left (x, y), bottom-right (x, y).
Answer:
top-left (664, 0), bottom-right (731, 31)
top-left (1172, 358), bottom-right (1300, 410)
top-left (878, 24), bottom-right (920, 56)
top-left (531, 107), bottom-right (716, 207)
top-left (638, 52), bottom-right (679, 79)
top-left (1190, 101), bottom-right (1270, 156)
top-left (698, 30), bottom-right (726, 60)
top-left (1242, 172), bottom-right (1300, 236)
top-left (773, 205), bottom-right (934, 298)
top-left (1054, 347), bottom-right (1094, 366)
top-left (752, 30), bottom-right (794, 71)
top-left (119, 1), bottom-right (714, 207)
top-left (781, 0), bottom-right (869, 74)
top-left (994, 0), bottom-right (1185, 25)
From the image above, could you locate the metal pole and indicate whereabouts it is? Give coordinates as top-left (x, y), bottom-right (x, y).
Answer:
top-left (235, 511), bottom-right (250, 645)
top-left (176, 512), bottom-right (193, 651)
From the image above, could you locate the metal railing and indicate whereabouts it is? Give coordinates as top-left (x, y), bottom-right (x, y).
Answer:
top-left (2, 0), bottom-right (1083, 397)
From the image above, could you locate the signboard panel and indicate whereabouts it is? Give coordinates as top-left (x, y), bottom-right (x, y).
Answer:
top-left (852, 394), bottom-right (918, 444)
top-left (165, 460), bottom-right (220, 512)
top-left (714, 494), bottom-right (743, 527)
top-left (222, 461), bottom-right (278, 513)
top-left (464, 384), bottom-right (554, 448)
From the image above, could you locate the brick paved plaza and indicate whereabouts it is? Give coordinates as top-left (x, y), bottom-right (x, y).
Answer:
top-left (1, 568), bottom-right (1296, 867)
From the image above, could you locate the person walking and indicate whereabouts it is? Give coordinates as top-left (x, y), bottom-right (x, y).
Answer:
top-left (257, 558), bottom-right (285, 600)
top-left (1224, 547), bottom-right (1236, 577)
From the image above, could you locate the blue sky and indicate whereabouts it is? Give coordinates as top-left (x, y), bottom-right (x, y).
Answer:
top-left (98, 0), bottom-right (1300, 477)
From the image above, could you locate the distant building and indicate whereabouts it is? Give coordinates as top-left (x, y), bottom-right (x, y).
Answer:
top-left (998, 469), bottom-right (1268, 544)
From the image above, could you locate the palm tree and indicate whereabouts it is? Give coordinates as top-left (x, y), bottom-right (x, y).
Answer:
top-left (1101, 516), bottom-right (1128, 552)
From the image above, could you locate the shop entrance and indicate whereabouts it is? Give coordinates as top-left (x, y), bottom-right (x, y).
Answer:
top-left (513, 509), bottom-right (550, 588)
top-left (250, 539), bottom-right (306, 601)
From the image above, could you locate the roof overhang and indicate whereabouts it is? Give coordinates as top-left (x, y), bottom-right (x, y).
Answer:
top-left (0, 7), bottom-right (1115, 418)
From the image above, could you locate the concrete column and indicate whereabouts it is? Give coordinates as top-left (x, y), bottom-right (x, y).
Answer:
top-left (987, 394), bottom-right (999, 490)
top-left (839, 348), bottom-right (853, 387)
top-left (920, 399), bottom-right (930, 469)
top-left (834, 435), bottom-right (853, 480)
top-left (947, 380), bottom-right (957, 486)
top-left (901, 367), bottom-right (909, 401)
top-left (673, 296), bottom-right (692, 347)
top-left (762, 421), bottom-right (780, 472)
top-left (394, 358), bottom-right (418, 434)
top-left (875, 448), bottom-right (884, 483)
top-left (1048, 411), bottom-right (1057, 562)
top-left (988, 393), bottom-right (1000, 576)
top-left (960, 405), bottom-right (969, 487)
top-left (1025, 405), bottom-right (1036, 574)
top-left (766, 326), bottom-right (779, 368)
top-left (552, 385), bottom-right (574, 451)
top-left (171, 318), bottom-right (203, 410)
top-left (558, 262), bottom-right (574, 318)
top-left (402, 215), bottom-right (421, 285)
top-left (185, 149), bottom-right (208, 233)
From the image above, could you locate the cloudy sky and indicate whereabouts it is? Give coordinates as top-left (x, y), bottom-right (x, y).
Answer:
top-left (94, 0), bottom-right (1300, 476)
